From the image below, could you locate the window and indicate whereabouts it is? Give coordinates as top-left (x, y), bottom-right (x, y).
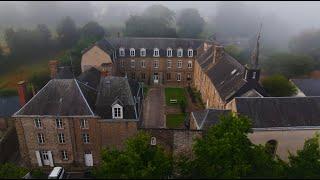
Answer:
top-left (82, 133), bottom-right (90, 144)
top-left (131, 59), bottom-right (135, 68)
top-left (153, 60), bottom-right (159, 68)
top-left (167, 48), bottom-right (172, 57)
top-left (153, 48), bottom-right (159, 57)
top-left (188, 49), bottom-right (193, 57)
top-left (112, 104), bottom-right (123, 119)
top-left (141, 60), bottom-right (146, 68)
top-left (140, 48), bottom-right (146, 57)
top-left (266, 140), bottom-right (278, 157)
top-left (151, 137), bottom-right (157, 146)
top-left (119, 48), bottom-right (125, 57)
top-left (167, 60), bottom-right (172, 69)
top-left (58, 133), bottom-right (65, 143)
top-left (141, 73), bottom-right (146, 80)
top-left (177, 60), bottom-right (182, 68)
top-left (120, 59), bottom-right (124, 67)
top-left (167, 73), bottom-right (171, 80)
top-left (56, 118), bottom-right (63, 129)
top-left (34, 118), bottom-right (42, 128)
top-left (80, 119), bottom-right (88, 129)
top-left (61, 150), bottom-right (68, 161)
top-left (131, 72), bottom-right (136, 80)
top-left (177, 48), bottom-right (183, 57)
top-left (187, 73), bottom-right (192, 80)
top-left (253, 71), bottom-right (257, 79)
top-left (37, 133), bottom-right (45, 144)
top-left (130, 48), bottom-right (135, 57)
top-left (177, 73), bottom-right (181, 81)
top-left (188, 60), bottom-right (192, 68)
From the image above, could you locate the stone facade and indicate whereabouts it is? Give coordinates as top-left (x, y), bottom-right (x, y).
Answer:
top-left (81, 45), bottom-right (114, 73)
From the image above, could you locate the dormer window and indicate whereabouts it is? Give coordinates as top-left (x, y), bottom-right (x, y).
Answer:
top-left (153, 48), bottom-right (160, 57)
top-left (188, 49), bottom-right (193, 57)
top-left (140, 48), bottom-right (146, 57)
top-left (119, 48), bottom-right (125, 57)
top-left (112, 103), bottom-right (123, 119)
top-left (177, 48), bottom-right (183, 57)
top-left (167, 48), bottom-right (172, 57)
top-left (130, 48), bottom-right (135, 57)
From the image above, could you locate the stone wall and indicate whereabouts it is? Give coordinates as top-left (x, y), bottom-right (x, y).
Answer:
top-left (81, 45), bottom-right (113, 72)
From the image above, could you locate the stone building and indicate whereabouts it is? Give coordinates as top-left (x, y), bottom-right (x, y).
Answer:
top-left (13, 65), bottom-right (143, 169)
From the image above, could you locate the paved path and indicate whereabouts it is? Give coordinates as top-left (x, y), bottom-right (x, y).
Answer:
top-left (143, 86), bottom-right (165, 128)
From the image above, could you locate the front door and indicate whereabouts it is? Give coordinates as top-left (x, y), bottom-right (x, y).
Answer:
top-left (84, 152), bottom-right (93, 167)
top-left (153, 73), bottom-right (159, 84)
top-left (42, 151), bottom-right (50, 166)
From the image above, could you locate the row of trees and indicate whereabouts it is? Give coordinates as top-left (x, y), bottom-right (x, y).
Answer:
top-left (92, 113), bottom-right (320, 179)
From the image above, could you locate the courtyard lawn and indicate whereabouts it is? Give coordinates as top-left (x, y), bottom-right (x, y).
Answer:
top-left (165, 87), bottom-right (187, 106)
top-left (166, 113), bottom-right (186, 129)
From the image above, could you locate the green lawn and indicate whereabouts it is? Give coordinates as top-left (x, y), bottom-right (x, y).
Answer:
top-left (166, 113), bottom-right (186, 129)
top-left (165, 87), bottom-right (187, 106)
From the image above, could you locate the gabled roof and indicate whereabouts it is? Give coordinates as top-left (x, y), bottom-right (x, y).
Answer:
top-left (13, 79), bottom-right (94, 117)
top-left (192, 109), bottom-right (231, 130)
top-left (234, 97), bottom-right (320, 128)
top-left (77, 67), bottom-right (101, 89)
top-left (0, 96), bottom-right (20, 118)
top-left (291, 79), bottom-right (320, 96)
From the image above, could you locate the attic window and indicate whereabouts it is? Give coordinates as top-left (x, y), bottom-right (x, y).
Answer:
top-left (112, 103), bottom-right (123, 119)
top-left (154, 48), bottom-right (160, 57)
top-left (177, 48), bottom-right (183, 57)
top-left (188, 49), bottom-right (193, 57)
top-left (140, 48), bottom-right (146, 57)
top-left (130, 48), bottom-right (135, 57)
top-left (119, 48), bottom-right (125, 57)
top-left (231, 69), bottom-right (237, 75)
top-left (167, 48), bottom-right (173, 57)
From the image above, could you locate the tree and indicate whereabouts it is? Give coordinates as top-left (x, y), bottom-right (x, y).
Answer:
top-left (188, 113), bottom-right (284, 178)
top-left (176, 8), bottom-right (205, 38)
top-left (262, 74), bottom-right (297, 97)
top-left (81, 21), bottom-right (105, 40)
top-left (287, 134), bottom-right (320, 178)
top-left (0, 163), bottom-right (28, 179)
top-left (224, 44), bottom-right (250, 65)
top-left (35, 24), bottom-right (52, 48)
top-left (93, 132), bottom-right (173, 179)
top-left (56, 16), bottom-right (79, 48)
top-left (262, 52), bottom-right (316, 78)
top-left (28, 71), bottom-right (51, 91)
top-left (142, 5), bottom-right (175, 27)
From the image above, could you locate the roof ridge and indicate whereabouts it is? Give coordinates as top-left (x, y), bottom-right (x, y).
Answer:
top-left (74, 79), bottom-right (95, 116)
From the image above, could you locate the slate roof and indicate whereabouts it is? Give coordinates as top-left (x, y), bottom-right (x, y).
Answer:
top-left (234, 97), bottom-right (320, 128)
top-left (241, 89), bottom-right (263, 97)
top-left (14, 79), bottom-right (94, 116)
top-left (77, 67), bottom-right (101, 89)
top-left (0, 96), bottom-right (20, 118)
top-left (192, 109), bottom-right (231, 130)
top-left (56, 66), bottom-right (74, 79)
top-left (291, 79), bottom-right (320, 96)
top-left (104, 37), bottom-right (214, 57)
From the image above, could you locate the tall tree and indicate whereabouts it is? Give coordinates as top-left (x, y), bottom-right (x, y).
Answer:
top-left (81, 21), bottom-right (105, 40)
top-left (176, 8), bottom-right (205, 38)
top-left (262, 74), bottom-right (297, 97)
top-left (56, 16), bottom-right (79, 48)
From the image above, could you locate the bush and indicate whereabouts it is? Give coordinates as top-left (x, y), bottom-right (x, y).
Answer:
top-left (262, 74), bottom-right (297, 97)
top-left (0, 163), bottom-right (29, 179)
top-left (0, 88), bottom-right (17, 97)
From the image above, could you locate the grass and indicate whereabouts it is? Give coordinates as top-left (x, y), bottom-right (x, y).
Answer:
top-left (165, 87), bottom-right (187, 106)
top-left (166, 113), bottom-right (186, 129)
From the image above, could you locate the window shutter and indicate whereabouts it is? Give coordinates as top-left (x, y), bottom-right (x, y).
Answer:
top-left (35, 151), bottom-right (42, 167)
top-left (48, 151), bottom-right (54, 167)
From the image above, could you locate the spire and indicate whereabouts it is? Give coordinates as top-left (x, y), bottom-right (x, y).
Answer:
top-left (251, 23), bottom-right (262, 69)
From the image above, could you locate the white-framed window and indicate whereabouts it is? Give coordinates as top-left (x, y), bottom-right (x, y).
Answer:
top-left (61, 150), bottom-right (68, 161)
top-left (188, 60), bottom-right (192, 68)
top-left (58, 133), bottom-right (65, 143)
top-left (80, 119), bottom-right (88, 129)
top-left (56, 118), bottom-right (63, 129)
top-left (151, 137), bottom-right (157, 146)
top-left (140, 48), bottom-right (146, 57)
top-left (141, 73), bottom-right (146, 80)
top-left (153, 48), bottom-right (159, 57)
top-left (119, 48), bottom-right (125, 57)
top-left (37, 133), bottom-right (45, 144)
top-left (131, 59), bottom-right (135, 68)
top-left (177, 48), bottom-right (183, 57)
top-left (141, 60), bottom-right (146, 68)
top-left (167, 48), bottom-right (172, 57)
top-left (188, 49), bottom-right (193, 57)
top-left (154, 59), bottom-right (159, 68)
top-left (82, 133), bottom-right (90, 144)
top-left (130, 48), bottom-right (135, 57)
top-left (34, 118), bottom-right (42, 128)
top-left (253, 71), bottom-right (257, 79)
top-left (167, 60), bottom-right (172, 68)
top-left (177, 73), bottom-right (181, 81)
top-left (120, 59), bottom-right (124, 67)
top-left (112, 103), bottom-right (123, 119)
top-left (177, 60), bottom-right (182, 68)
top-left (187, 73), bottom-right (192, 80)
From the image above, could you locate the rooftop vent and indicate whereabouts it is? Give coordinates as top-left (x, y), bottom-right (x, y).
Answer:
top-left (231, 69), bottom-right (237, 75)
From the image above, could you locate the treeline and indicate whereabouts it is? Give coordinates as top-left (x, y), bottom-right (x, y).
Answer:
top-left (91, 113), bottom-right (320, 179)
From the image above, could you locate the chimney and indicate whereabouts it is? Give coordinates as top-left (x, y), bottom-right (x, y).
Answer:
top-left (213, 45), bottom-right (224, 63)
top-left (49, 60), bottom-right (59, 79)
top-left (244, 66), bottom-right (260, 82)
top-left (17, 81), bottom-right (27, 107)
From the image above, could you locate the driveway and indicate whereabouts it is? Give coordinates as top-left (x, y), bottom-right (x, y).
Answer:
top-left (142, 86), bottom-right (165, 128)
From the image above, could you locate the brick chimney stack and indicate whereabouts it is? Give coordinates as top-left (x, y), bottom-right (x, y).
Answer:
top-left (49, 60), bottom-right (59, 79)
top-left (17, 81), bottom-right (27, 107)
top-left (213, 45), bottom-right (224, 63)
